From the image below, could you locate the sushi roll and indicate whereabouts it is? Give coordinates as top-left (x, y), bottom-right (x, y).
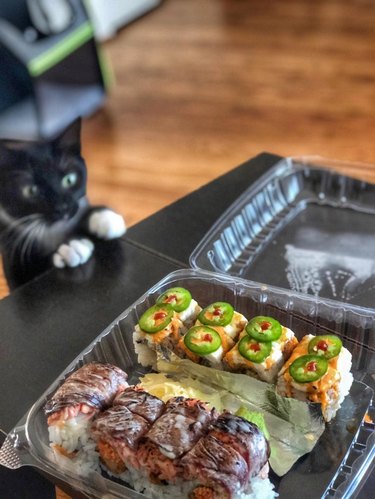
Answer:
top-left (90, 388), bottom-right (274, 498)
top-left (137, 396), bottom-right (216, 483)
top-left (180, 412), bottom-right (273, 499)
top-left (176, 324), bottom-right (234, 368)
top-left (276, 334), bottom-right (353, 422)
top-left (133, 288), bottom-right (202, 367)
top-left (196, 301), bottom-right (247, 344)
top-left (91, 386), bottom-right (166, 476)
top-left (113, 385), bottom-right (165, 423)
top-left (224, 316), bottom-right (298, 383)
top-left (44, 362), bottom-right (128, 456)
top-left (91, 404), bottom-right (150, 475)
top-left (155, 287), bottom-right (201, 327)
top-left (133, 303), bottom-right (185, 367)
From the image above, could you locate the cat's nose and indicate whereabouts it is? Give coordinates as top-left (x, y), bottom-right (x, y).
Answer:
top-left (54, 202), bottom-right (77, 220)
top-left (56, 203), bottom-right (69, 216)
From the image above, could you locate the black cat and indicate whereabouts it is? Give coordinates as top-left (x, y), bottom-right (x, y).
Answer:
top-left (0, 119), bottom-right (126, 290)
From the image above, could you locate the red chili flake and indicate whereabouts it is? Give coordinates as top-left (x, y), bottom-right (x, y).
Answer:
top-left (250, 343), bottom-right (261, 352)
top-left (166, 294), bottom-right (177, 304)
top-left (260, 321), bottom-right (271, 331)
top-left (306, 361), bottom-right (317, 372)
top-left (154, 311), bottom-right (168, 321)
top-left (213, 307), bottom-right (222, 316)
top-left (202, 334), bottom-right (213, 343)
top-left (317, 340), bottom-right (328, 352)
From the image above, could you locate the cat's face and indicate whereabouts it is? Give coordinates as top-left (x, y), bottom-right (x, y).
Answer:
top-left (0, 120), bottom-right (87, 225)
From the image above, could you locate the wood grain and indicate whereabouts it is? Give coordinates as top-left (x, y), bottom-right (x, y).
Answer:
top-left (0, 0), bottom-right (374, 493)
top-left (2, 0), bottom-right (375, 301)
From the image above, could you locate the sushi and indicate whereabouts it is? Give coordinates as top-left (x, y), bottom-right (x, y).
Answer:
top-left (195, 301), bottom-right (247, 343)
top-left (176, 302), bottom-right (247, 368)
top-left (91, 404), bottom-right (151, 475)
top-left (113, 385), bottom-right (165, 423)
top-left (155, 287), bottom-right (201, 327)
top-left (176, 325), bottom-right (234, 367)
top-left (89, 389), bottom-right (275, 498)
top-left (137, 396), bottom-right (216, 483)
top-left (276, 334), bottom-right (353, 421)
top-left (44, 362), bottom-right (128, 455)
top-left (180, 412), bottom-right (271, 498)
top-left (133, 287), bottom-right (201, 367)
top-left (224, 316), bottom-right (298, 383)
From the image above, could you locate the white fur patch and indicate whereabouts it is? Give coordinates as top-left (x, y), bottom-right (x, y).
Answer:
top-left (53, 239), bottom-right (94, 268)
top-left (88, 209), bottom-right (126, 240)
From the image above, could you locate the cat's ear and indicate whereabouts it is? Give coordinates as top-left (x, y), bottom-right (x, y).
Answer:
top-left (0, 139), bottom-right (31, 152)
top-left (0, 140), bottom-right (30, 165)
top-left (54, 118), bottom-right (82, 154)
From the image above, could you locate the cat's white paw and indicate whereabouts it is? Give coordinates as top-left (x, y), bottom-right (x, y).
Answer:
top-left (53, 238), bottom-right (94, 268)
top-left (88, 209), bottom-right (126, 240)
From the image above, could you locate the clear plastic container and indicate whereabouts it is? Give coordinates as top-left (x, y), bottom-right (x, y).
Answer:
top-left (190, 156), bottom-right (375, 311)
top-left (0, 269), bottom-right (374, 499)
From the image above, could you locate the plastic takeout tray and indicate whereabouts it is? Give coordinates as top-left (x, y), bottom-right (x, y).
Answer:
top-left (190, 156), bottom-right (375, 311)
top-left (0, 269), bottom-right (374, 498)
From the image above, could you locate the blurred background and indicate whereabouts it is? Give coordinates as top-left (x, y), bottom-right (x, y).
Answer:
top-left (1, 0), bottom-right (375, 301)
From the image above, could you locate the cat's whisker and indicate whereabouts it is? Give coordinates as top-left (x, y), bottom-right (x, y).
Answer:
top-left (2, 213), bottom-right (43, 239)
top-left (20, 223), bottom-right (37, 265)
top-left (15, 222), bottom-right (36, 267)
top-left (9, 217), bottom-right (45, 266)
top-left (21, 219), bottom-right (46, 266)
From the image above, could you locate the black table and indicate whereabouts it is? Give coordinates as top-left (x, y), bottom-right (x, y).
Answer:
top-left (1, 152), bottom-right (373, 498)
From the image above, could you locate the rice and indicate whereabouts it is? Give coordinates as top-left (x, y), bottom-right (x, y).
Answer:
top-left (48, 413), bottom-right (92, 453)
top-left (323, 346), bottom-right (353, 422)
top-left (102, 460), bottom-right (278, 499)
top-left (239, 476), bottom-right (278, 499)
top-left (133, 325), bottom-right (158, 368)
top-left (133, 322), bottom-right (183, 369)
top-left (52, 438), bottom-right (100, 476)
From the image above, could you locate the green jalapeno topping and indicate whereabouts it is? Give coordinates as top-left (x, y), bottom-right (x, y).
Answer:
top-left (139, 304), bottom-right (174, 333)
top-left (198, 302), bottom-right (234, 327)
top-left (156, 287), bottom-right (192, 313)
top-left (246, 316), bottom-right (282, 342)
top-left (308, 335), bottom-right (342, 360)
top-left (289, 354), bottom-right (328, 383)
top-left (184, 326), bottom-right (222, 355)
top-left (238, 336), bottom-right (272, 363)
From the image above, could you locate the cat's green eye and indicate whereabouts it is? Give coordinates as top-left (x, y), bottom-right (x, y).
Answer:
top-left (22, 185), bottom-right (39, 198)
top-left (61, 172), bottom-right (78, 189)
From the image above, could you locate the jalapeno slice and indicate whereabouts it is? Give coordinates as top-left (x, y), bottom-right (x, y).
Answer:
top-left (139, 304), bottom-right (174, 333)
top-left (238, 336), bottom-right (272, 363)
top-left (156, 287), bottom-right (192, 313)
top-left (308, 335), bottom-right (342, 360)
top-left (246, 316), bottom-right (282, 342)
top-left (184, 326), bottom-right (222, 355)
top-left (198, 302), bottom-right (234, 327)
top-left (289, 354), bottom-right (328, 383)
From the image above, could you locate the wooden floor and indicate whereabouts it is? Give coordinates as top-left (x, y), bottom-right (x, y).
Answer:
top-left (1, 0), bottom-right (375, 494)
top-left (2, 0), bottom-right (375, 301)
